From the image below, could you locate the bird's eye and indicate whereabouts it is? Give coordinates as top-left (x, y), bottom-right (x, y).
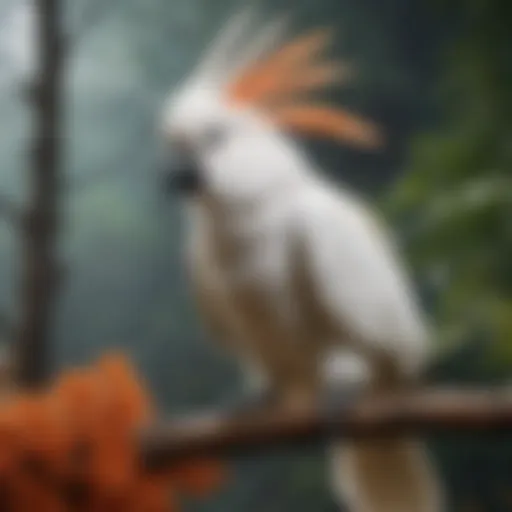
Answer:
top-left (202, 125), bottom-right (226, 150)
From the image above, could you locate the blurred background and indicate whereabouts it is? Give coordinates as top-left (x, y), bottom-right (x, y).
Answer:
top-left (0, 0), bottom-right (509, 510)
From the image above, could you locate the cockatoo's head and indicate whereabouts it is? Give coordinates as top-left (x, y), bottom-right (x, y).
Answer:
top-left (160, 8), bottom-right (382, 207)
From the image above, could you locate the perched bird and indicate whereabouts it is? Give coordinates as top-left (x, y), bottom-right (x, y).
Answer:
top-left (160, 7), bottom-right (443, 512)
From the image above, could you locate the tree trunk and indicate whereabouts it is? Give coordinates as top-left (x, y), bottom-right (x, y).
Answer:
top-left (15, 0), bottom-right (63, 388)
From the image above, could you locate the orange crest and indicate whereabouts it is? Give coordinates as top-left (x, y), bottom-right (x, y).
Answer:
top-left (226, 27), bottom-right (383, 149)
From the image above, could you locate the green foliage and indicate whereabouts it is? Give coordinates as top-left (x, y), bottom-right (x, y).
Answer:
top-left (384, 0), bottom-right (512, 362)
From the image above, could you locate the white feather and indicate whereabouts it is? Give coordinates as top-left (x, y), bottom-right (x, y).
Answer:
top-left (165, 11), bottom-right (442, 511)
top-left (223, 13), bottom-right (291, 86)
top-left (191, 4), bottom-right (259, 84)
top-left (293, 182), bottom-right (431, 378)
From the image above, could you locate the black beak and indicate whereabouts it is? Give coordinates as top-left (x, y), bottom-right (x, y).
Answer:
top-left (163, 152), bottom-right (202, 196)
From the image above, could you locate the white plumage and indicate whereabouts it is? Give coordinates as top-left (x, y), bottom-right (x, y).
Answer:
top-left (161, 8), bottom-right (443, 511)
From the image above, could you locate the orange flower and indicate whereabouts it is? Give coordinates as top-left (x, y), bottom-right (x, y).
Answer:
top-left (0, 354), bottom-right (227, 511)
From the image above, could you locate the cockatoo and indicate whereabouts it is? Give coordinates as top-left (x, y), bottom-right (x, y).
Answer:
top-left (161, 8), bottom-right (443, 512)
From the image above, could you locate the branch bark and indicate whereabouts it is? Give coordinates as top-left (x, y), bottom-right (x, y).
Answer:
top-left (15, 0), bottom-right (64, 388)
top-left (140, 388), bottom-right (512, 471)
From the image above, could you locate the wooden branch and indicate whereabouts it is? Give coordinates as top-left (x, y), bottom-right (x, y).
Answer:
top-left (139, 388), bottom-right (512, 471)
top-left (15, 0), bottom-right (64, 388)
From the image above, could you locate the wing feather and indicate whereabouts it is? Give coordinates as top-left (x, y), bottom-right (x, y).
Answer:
top-left (293, 187), bottom-right (431, 379)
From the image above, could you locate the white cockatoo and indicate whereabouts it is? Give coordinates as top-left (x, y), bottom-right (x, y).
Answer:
top-left (160, 8), bottom-right (443, 512)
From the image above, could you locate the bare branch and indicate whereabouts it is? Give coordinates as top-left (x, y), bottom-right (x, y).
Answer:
top-left (139, 388), bottom-right (512, 471)
top-left (15, 0), bottom-right (64, 388)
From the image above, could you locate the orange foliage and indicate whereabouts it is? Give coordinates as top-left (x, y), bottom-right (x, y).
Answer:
top-left (0, 354), bottom-right (225, 511)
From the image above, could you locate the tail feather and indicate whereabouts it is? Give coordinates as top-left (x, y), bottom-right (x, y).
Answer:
top-left (329, 438), bottom-right (443, 512)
